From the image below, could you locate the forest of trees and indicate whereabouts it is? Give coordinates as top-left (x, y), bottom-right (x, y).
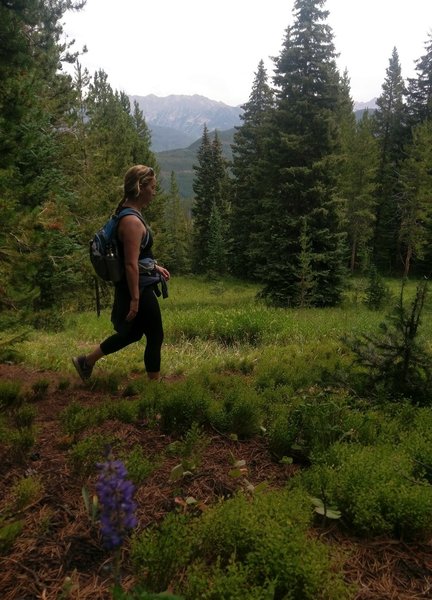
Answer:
top-left (1, 0), bottom-right (432, 319)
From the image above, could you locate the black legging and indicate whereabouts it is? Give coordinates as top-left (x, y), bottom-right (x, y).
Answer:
top-left (100, 285), bottom-right (163, 373)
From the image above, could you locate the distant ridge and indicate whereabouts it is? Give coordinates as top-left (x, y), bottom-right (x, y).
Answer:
top-left (133, 93), bottom-right (380, 196)
top-left (353, 98), bottom-right (377, 111)
top-left (130, 93), bottom-right (242, 150)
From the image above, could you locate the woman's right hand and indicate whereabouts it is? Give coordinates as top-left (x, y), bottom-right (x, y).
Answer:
top-left (126, 299), bottom-right (139, 322)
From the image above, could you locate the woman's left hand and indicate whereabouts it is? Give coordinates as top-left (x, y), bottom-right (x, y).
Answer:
top-left (156, 264), bottom-right (170, 280)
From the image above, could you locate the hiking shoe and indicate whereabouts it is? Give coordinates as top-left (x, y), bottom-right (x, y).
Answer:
top-left (72, 355), bottom-right (93, 382)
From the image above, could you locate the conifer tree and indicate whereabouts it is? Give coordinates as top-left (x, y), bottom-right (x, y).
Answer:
top-left (230, 60), bottom-right (274, 278)
top-left (160, 171), bottom-right (191, 273)
top-left (207, 202), bottom-right (227, 276)
top-left (0, 0), bottom-right (85, 312)
top-left (406, 32), bottom-right (432, 126)
top-left (372, 47), bottom-right (407, 273)
top-left (398, 121), bottom-right (432, 276)
top-left (340, 111), bottom-right (379, 272)
top-left (259, 0), bottom-right (346, 306)
top-left (192, 126), bottom-right (230, 273)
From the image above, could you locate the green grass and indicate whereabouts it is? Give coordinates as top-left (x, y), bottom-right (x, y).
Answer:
top-left (10, 275), bottom-right (432, 377)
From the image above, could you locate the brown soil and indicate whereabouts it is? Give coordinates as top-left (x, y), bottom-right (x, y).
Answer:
top-left (0, 363), bottom-right (431, 599)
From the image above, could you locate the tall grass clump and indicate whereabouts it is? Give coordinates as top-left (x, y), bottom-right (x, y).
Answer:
top-left (254, 342), bottom-right (351, 393)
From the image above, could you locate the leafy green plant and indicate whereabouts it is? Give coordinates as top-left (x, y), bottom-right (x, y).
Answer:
top-left (0, 520), bottom-right (24, 554)
top-left (12, 404), bottom-right (36, 429)
top-left (11, 475), bottom-right (44, 510)
top-left (267, 392), bottom-right (352, 461)
top-left (69, 434), bottom-right (113, 476)
top-left (57, 378), bottom-right (71, 391)
top-left (89, 372), bottom-right (122, 393)
top-left (120, 446), bottom-right (157, 485)
top-left (207, 385), bottom-right (263, 439)
top-left (158, 380), bottom-right (211, 434)
top-left (8, 428), bottom-right (36, 462)
top-left (131, 488), bottom-right (351, 598)
top-left (60, 402), bottom-right (91, 439)
top-left (300, 442), bottom-right (432, 539)
top-left (168, 423), bottom-right (209, 482)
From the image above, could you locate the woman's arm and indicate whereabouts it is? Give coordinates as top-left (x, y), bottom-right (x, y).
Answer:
top-left (118, 216), bottom-right (146, 321)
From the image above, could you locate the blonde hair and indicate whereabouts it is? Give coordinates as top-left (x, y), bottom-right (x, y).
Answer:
top-left (123, 165), bottom-right (155, 200)
top-left (115, 165), bottom-right (155, 213)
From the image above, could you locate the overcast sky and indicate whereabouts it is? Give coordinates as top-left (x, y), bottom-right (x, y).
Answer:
top-left (62, 0), bottom-right (432, 107)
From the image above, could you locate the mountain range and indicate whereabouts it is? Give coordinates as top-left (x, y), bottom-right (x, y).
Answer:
top-left (129, 94), bottom-right (377, 197)
top-left (131, 94), bottom-right (243, 152)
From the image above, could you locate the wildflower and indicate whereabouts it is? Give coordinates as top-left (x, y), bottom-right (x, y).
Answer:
top-left (95, 454), bottom-right (137, 550)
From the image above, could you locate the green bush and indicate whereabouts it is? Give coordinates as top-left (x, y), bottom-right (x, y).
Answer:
top-left (0, 520), bottom-right (24, 554)
top-left (158, 380), bottom-right (211, 434)
top-left (207, 385), bottom-right (263, 439)
top-left (69, 434), bottom-right (112, 476)
top-left (183, 559), bottom-right (273, 600)
top-left (60, 402), bottom-right (92, 438)
top-left (31, 378), bottom-right (49, 400)
top-left (120, 445), bottom-right (157, 485)
top-left (0, 381), bottom-right (22, 411)
top-left (11, 475), bottom-right (44, 510)
top-left (8, 428), bottom-right (36, 461)
top-left (131, 489), bottom-right (352, 599)
top-left (131, 513), bottom-right (193, 592)
top-left (300, 442), bottom-right (432, 539)
top-left (267, 392), bottom-right (352, 460)
top-left (12, 404), bottom-right (36, 429)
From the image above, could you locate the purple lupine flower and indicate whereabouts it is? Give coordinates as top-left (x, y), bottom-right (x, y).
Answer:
top-left (95, 454), bottom-right (138, 550)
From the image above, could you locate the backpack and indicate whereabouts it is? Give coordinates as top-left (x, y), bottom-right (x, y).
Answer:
top-left (89, 208), bottom-right (147, 283)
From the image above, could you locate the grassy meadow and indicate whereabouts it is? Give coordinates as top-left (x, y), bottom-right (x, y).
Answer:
top-left (13, 275), bottom-right (431, 378)
top-left (2, 275), bottom-right (432, 598)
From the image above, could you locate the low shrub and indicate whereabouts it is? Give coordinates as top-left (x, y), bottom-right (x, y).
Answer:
top-left (120, 445), bottom-right (157, 485)
top-left (207, 387), bottom-right (263, 439)
top-left (31, 379), bottom-right (49, 400)
top-left (300, 442), bottom-right (432, 539)
top-left (69, 434), bottom-right (113, 476)
top-left (0, 381), bottom-right (22, 411)
top-left (157, 380), bottom-right (211, 434)
top-left (11, 475), bottom-right (44, 510)
top-left (267, 391), bottom-right (352, 461)
top-left (131, 488), bottom-right (352, 599)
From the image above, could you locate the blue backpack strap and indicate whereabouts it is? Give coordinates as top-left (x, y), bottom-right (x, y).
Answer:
top-left (116, 208), bottom-right (150, 246)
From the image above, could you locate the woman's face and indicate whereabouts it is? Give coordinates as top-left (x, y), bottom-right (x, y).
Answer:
top-left (141, 176), bottom-right (157, 206)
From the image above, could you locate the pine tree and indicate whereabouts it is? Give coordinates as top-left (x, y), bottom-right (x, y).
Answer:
top-left (259, 0), bottom-right (346, 306)
top-left (0, 0), bottom-right (85, 312)
top-left (192, 126), bottom-right (230, 273)
top-left (161, 171), bottom-right (191, 273)
top-left (340, 111), bottom-right (379, 272)
top-left (398, 120), bottom-right (432, 276)
top-left (207, 202), bottom-right (227, 276)
top-left (230, 60), bottom-right (274, 278)
top-left (406, 32), bottom-right (432, 126)
top-left (372, 47), bottom-right (407, 273)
